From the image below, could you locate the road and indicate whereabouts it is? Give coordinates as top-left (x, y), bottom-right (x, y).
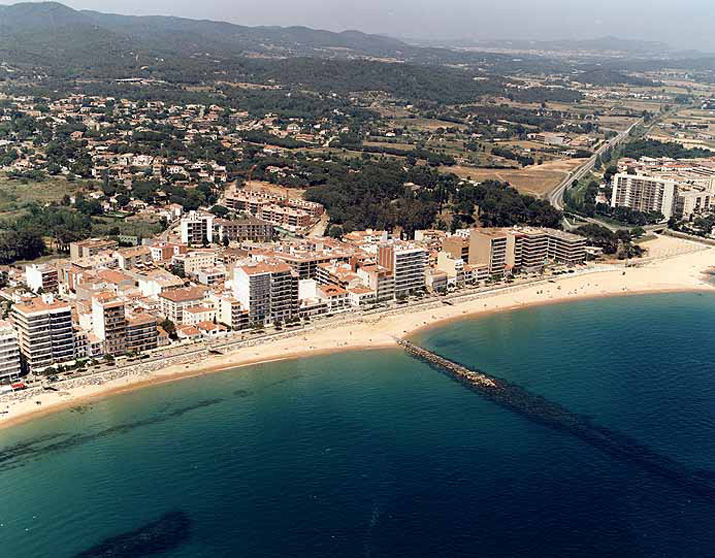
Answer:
top-left (547, 119), bottom-right (643, 213)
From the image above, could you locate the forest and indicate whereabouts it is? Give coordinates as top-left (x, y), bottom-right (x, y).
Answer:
top-left (623, 138), bottom-right (714, 160)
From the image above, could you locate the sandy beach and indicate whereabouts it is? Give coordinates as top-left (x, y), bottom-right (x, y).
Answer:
top-left (1, 235), bottom-right (713, 431)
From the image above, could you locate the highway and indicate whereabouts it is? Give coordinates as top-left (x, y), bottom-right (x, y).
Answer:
top-left (547, 119), bottom-right (643, 213)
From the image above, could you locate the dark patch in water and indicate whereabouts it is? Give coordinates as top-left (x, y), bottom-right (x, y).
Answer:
top-left (69, 404), bottom-right (94, 415)
top-left (231, 374), bottom-right (302, 399)
top-left (75, 510), bottom-right (191, 558)
top-left (0, 398), bottom-right (224, 474)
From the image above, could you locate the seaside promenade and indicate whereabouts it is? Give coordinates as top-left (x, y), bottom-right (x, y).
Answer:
top-left (1, 234), bottom-right (713, 429)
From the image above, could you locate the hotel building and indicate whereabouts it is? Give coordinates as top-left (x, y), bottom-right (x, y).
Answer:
top-left (544, 229), bottom-right (587, 265)
top-left (92, 296), bottom-right (128, 356)
top-left (25, 263), bottom-right (59, 294)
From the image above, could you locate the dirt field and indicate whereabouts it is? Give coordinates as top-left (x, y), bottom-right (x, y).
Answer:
top-left (391, 117), bottom-right (468, 131)
top-left (243, 180), bottom-right (306, 198)
top-left (598, 115), bottom-right (639, 131)
top-left (442, 159), bottom-right (584, 197)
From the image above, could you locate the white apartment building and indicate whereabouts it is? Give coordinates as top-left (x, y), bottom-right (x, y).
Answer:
top-left (11, 295), bottom-right (76, 373)
top-left (377, 243), bottom-right (428, 297)
top-left (0, 321), bottom-right (21, 384)
top-left (180, 211), bottom-right (214, 246)
top-left (611, 174), bottom-right (678, 219)
top-left (507, 229), bottom-right (549, 273)
top-left (159, 287), bottom-right (207, 323)
top-left (233, 262), bottom-right (299, 325)
top-left (92, 296), bottom-right (127, 356)
top-left (182, 305), bottom-right (217, 326)
top-left (357, 263), bottom-right (395, 302)
top-left (180, 250), bottom-right (218, 275)
top-left (210, 294), bottom-right (250, 331)
top-left (25, 264), bottom-right (59, 293)
top-left (544, 229), bottom-right (587, 265)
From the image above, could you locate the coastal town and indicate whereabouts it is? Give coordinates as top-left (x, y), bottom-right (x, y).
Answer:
top-left (1, 84), bottom-right (715, 424)
top-left (0, 205), bottom-right (589, 387)
top-left (0, 9), bottom-right (714, 428)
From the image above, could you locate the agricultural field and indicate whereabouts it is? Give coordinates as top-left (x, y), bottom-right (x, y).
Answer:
top-left (442, 158), bottom-right (584, 198)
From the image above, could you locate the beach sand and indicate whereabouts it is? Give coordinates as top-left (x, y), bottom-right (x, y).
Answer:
top-left (1, 235), bottom-right (713, 430)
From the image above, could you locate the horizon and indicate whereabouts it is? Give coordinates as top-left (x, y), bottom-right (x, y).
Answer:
top-left (0, 0), bottom-right (713, 52)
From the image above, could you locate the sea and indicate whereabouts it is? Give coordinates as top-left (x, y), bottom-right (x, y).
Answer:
top-left (2, 293), bottom-right (715, 558)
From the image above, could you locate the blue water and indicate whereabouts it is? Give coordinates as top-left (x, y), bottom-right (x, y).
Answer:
top-left (2, 293), bottom-right (715, 557)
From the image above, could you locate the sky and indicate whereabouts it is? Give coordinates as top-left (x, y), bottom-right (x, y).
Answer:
top-left (5, 0), bottom-right (715, 51)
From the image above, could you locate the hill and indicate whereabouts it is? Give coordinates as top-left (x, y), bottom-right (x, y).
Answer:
top-left (0, 1), bottom-right (421, 74)
top-left (0, 2), bottom-right (520, 102)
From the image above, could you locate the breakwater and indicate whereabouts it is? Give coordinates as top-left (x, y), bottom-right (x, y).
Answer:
top-left (398, 339), bottom-right (715, 500)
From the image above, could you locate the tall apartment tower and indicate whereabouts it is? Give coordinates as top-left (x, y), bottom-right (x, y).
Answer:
top-left (11, 295), bottom-right (76, 373)
top-left (92, 296), bottom-right (128, 356)
top-left (507, 229), bottom-right (549, 273)
top-left (233, 262), bottom-right (299, 325)
top-left (611, 174), bottom-right (678, 219)
top-left (0, 321), bottom-right (22, 384)
top-left (377, 243), bottom-right (428, 297)
top-left (468, 229), bottom-right (509, 277)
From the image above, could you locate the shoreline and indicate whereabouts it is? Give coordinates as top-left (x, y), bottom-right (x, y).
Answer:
top-left (1, 237), bottom-right (714, 432)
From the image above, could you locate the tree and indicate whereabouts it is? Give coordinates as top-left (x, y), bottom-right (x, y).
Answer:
top-left (160, 318), bottom-right (178, 340)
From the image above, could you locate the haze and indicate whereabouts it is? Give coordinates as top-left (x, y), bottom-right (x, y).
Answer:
top-left (3, 0), bottom-right (715, 51)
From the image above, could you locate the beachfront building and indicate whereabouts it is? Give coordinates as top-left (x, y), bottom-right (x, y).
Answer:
top-left (92, 296), bottom-right (128, 356)
top-left (180, 211), bottom-right (215, 246)
top-left (233, 262), bottom-right (299, 325)
top-left (544, 229), bottom-right (587, 265)
top-left (436, 252), bottom-right (465, 287)
top-left (377, 242), bottom-right (428, 297)
top-left (126, 313), bottom-right (159, 354)
top-left (442, 235), bottom-right (470, 262)
top-left (25, 263), bottom-right (59, 294)
top-left (468, 229), bottom-right (509, 277)
top-left (211, 294), bottom-right (250, 331)
top-left (159, 287), bottom-right (207, 323)
top-left (611, 174), bottom-right (677, 219)
top-left (507, 228), bottom-right (549, 273)
top-left (11, 295), bottom-right (77, 373)
top-left (357, 263), bottom-right (395, 302)
top-left (0, 321), bottom-right (21, 384)
top-left (182, 305), bottom-right (217, 326)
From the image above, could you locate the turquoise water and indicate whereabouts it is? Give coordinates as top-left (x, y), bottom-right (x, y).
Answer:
top-left (2, 293), bottom-right (715, 557)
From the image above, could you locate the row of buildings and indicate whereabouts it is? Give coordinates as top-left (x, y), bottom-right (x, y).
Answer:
top-left (0, 225), bottom-right (586, 383)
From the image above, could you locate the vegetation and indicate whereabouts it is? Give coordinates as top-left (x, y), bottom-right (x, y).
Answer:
top-left (623, 138), bottom-right (714, 160)
top-left (575, 224), bottom-right (644, 259)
